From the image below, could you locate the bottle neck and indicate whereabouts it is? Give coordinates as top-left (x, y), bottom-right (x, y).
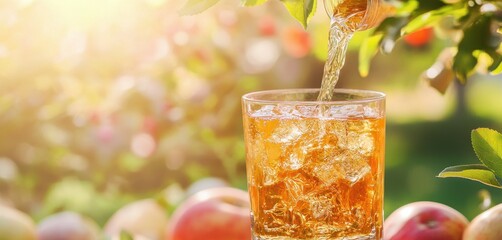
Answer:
top-left (362, 0), bottom-right (381, 30)
top-left (325, 0), bottom-right (393, 32)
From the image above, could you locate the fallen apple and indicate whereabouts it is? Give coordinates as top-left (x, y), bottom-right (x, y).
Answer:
top-left (104, 199), bottom-right (168, 240)
top-left (0, 205), bottom-right (36, 240)
top-left (463, 203), bottom-right (502, 240)
top-left (37, 211), bottom-right (100, 240)
top-left (167, 187), bottom-right (251, 240)
top-left (383, 201), bottom-right (468, 240)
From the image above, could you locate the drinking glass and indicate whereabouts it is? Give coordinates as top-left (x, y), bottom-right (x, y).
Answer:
top-left (242, 89), bottom-right (386, 239)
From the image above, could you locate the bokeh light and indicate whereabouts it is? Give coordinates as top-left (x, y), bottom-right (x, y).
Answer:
top-left (0, 0), bottom-right (500, 230)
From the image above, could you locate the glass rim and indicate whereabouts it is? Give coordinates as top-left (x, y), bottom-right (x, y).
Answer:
top-left (242, 88), bottom-right (385, 105)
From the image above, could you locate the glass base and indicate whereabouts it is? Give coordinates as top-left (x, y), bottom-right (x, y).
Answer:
top-left (252, 233), bottom-right (379, 240)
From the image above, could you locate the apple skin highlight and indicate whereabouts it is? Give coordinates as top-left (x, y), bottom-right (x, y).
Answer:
top-left (383, 201), bottom-right (469, 240)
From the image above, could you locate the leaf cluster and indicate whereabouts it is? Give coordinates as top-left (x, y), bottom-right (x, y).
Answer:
top-left (359, 0), bottom-right (502, 83)
top-left (181, 0), bottom-right (501, 84)
top-left (180, 0), bottom-right (317, 29)
top-left (439, 128), bottom-right (502, 189)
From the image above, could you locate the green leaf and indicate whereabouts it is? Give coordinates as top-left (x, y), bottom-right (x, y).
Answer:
top-left (488, 52), bottom-right (502, 73)
top-left (179, 0), bottom-right (221, 15)
top-left (357, 16), bottom-right (408, 75)
top-left (453, 13), bottom-right (491, 83)
top-left (402, 5), bottom-right (467, 35)
top-left (472, 128), bottom-right (502, 179)
top-left (280, 0), bottom-right (317, 29)
top-left (374, 16), bottom-right (409, 54)
top-left (120, 231), bottom-right (134, 240)
top-left (438, 164), bottom-right (502, 189)
top-left (458, 15), bottom-right (499, 53)
top-left (414, 0), bottom-right (447, 15)
top-left (452, 50), bottom-right (478, 83)
top-left (359, 33), bottom-right (384, 77)
top-left (491, 55), bottom-right (502, 74)
top-left (242, 0), bottom-right (268, 6)
top-left (393, 0), bottom-right (419, 16)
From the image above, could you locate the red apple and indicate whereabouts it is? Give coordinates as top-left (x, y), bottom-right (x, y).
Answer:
top-left (384, 201), bottom-right (468, 240)
top-left (282, 26), bottom-right (312, 58)
top-left (259, 17), bottom-right (276, 37)
top-left (37, 211), bottom-right (100, 240)
top-left (463, 203), bottom-right (502, 240)
top-left (403, 27), bottom-right (434, 48)
top-left (167, 187), bottom-right (251, 240)
top-left (0, 205), bottom-right (36, 240)
top-left (104, 199), bottom-right (168, 240)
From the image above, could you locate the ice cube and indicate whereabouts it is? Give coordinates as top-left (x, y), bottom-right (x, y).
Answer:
top-left (301, 141), bottom-right (340, 186)
top-left (336, 151), bottom-right (371, 184)
top-left (324, 121), bottom-right (349, 148)
top-left (328, 120), bottom-right (375, 156)
top-left (309, 149), bottom-right (371, 186)
top-left (263, 196), bottom-right (287, 223)
top-left (250, 139), bottom-right (282, 186)
top-left (364, 106), bottom-right (380, 118)
top-left (263, 166), bottom-right (279, 186)
top-left (311, 157), bottom-right (341, 186)
top-left (282, 143), bottom-right (307, 170)
top-left (275, 104), bottom-right (298, 117)
top-left (285, 151), bottom-right (303, 170)
top-left (310, 195), bottom-right (333, 219)
top-left (347, 132), bottom-right (375, 156)
top-left (294, 105), bottom-right (318, 118)
top-left (250, 105), bottom-right (275, 118)
top-left (269, 120), bottom-right (307, 144)
top-left (284, 175), bottom-right (306, 203)
top-left (324, 105), bottom-right (366, 118)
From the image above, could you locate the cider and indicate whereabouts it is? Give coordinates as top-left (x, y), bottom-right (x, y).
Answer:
top-left (243, 101), bottom-right (385, 239)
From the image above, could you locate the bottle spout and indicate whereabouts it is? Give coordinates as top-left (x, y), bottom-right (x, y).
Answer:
top-left (323, 0), bottom-right (395, 31)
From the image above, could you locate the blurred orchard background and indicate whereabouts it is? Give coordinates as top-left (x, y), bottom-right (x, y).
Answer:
top-left (0, 0), bottom-right (501, 228)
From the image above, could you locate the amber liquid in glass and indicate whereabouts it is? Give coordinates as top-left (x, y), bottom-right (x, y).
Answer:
top-left (243, 108), bottom-right (385, 239)
top-left (244, 1), bottom-right (388, 239)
